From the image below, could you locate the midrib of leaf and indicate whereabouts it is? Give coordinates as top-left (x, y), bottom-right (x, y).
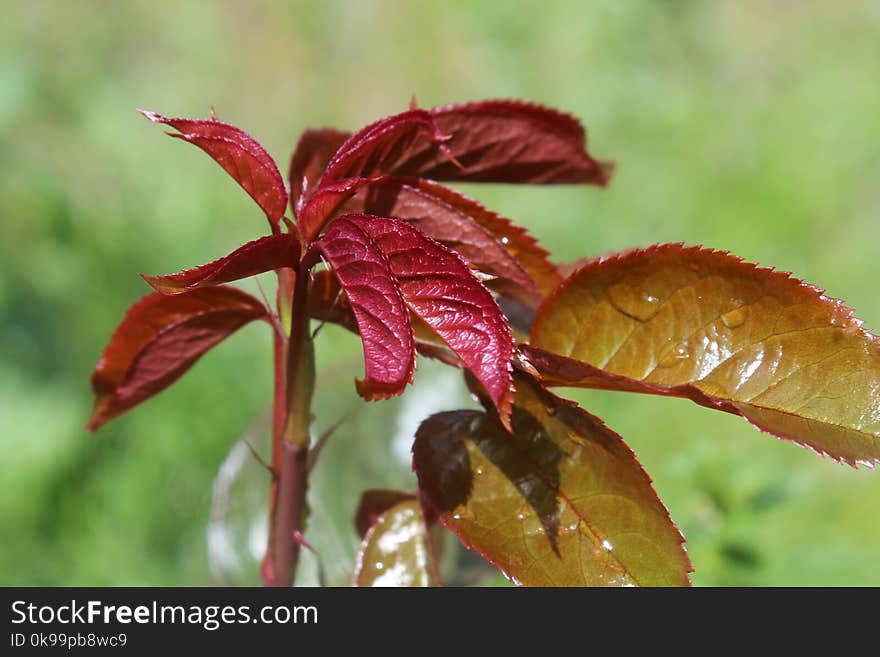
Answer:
top-left (496, 425), bottom-right (641, 585)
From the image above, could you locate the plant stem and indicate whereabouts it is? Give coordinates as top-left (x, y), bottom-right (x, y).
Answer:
top-left (268, 265), bottom-right (314, 587)
top-left (260, 319), bottom-right (286, 586)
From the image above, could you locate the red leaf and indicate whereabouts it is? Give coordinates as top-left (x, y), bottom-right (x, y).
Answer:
top-left (298, 175), bottom-right (380, 244)
top-left (317, 101), bottom-right (610, 188)
top-left (529, 244), bottom-right (880, 467)
top-left (404, 100), bottom-right (611, 184)
top-left (313, 217), bottom-right (416, 400)
top-left (139, 110), bottom-right (288, 226)
top-left (337, 214), bottom-right (515, 424)
top-left (308, 269), bottom-right (468, 368)
top-left (88, 287), bottom-right (268, 430)
top-left (320, 109), bottom-right (450, 183)
top-left (352, 177), bottom-right (554, 306)
top-left (142, 234), bottom-right (300, 294)
top-left (288, 128), bottom-right (351, 217)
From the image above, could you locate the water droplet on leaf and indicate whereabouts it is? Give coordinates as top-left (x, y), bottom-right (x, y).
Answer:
top-left (658, 341), bottom-right (690, 368)
top-left (608, 282), bottom-right (661, 321)
top-left (721, 304), bottom-right (748, 329)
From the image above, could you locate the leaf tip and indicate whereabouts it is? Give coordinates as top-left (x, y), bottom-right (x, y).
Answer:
top-left (140, 273), bottom-right (183, 296)
top-left (137, 108), bottom-right (164, 123)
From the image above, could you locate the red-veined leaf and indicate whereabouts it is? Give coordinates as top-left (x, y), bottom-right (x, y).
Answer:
top-left (288, 128), bottom-right (351, 216)
top-left (346, 177), bottom-right (548, 307)
top-left (139, 110), bottom-right (288, 226)
top-left (298, 175), bottom-right (380, 244)
top-left (353, 497), bottom-right (441, 587)
top-left (413, 373), bottom-right (691, 586)
top-left (337, 214), bottom-right (515, 425)
top-left (321, 109), bottom-right (449, 183)
top-left (313, 217), bottom-right (416, 400)
top-left (88, 287), bottom-right (268, 430)
top-left (142, 234), bottom-right (300, 294)
top-left (319, 100), bottom-right (610, 188)
top-left (398, 99), bottom-right (612, 184)
top-left (308, 269), bottom-right (466, 367)
top-left (529, 244), bottom-right (880, 467)
top-left (354, 489), bottom-right (417, 538)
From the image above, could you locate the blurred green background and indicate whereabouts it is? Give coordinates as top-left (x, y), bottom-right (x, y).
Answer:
top-left (2, 0), bottom-right (879, 586)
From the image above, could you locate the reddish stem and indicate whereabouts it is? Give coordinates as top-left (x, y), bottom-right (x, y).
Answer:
top-left (267, 264), bottom-right (314, 587)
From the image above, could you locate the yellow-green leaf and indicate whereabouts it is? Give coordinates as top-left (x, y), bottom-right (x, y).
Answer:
top-left (413, 374), bottom-right (691, 586)
top-left (530, 244), bottom-right (880, 467)
top-left (353, 499), bottom-right (440, 587)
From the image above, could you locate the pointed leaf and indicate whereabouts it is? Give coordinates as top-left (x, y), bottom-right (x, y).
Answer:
top-left (288, 128), bottom-right (351, 216)
top-left (321, 109), bottom-right (448, 183)
top-left (400, 100), bottom-right (612, 184)
top-left (338, 214), bottom-right (515, 424)
top-left (142, 234), bottom-right (300, 294)
top-left (353, 498), bottom-right (440, 587)
top-left (88, 287), bottom-right (268, 430)
top-left (354, 489), bottom-right (416, 538)
top-left (314, 217), bottom-right (416, 400)
top-left (298, 175), bottom-right (380, 244)
top-left (413, 373), bottom-right (691, 586)
top-left (140, 110), bottom-right (288, 225)
top-left (347, 178), bottom-right (548, 307)
top-left (308, 270), bottom-right (466, 368)
top-left (530, 244), bottom-right (880, 467)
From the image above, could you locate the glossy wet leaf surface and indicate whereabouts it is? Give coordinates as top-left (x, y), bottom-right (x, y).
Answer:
top-left (320, 109), bottom-right (447, 184)
top-left (88, 287), bottom-right (268, 430)
top-left (142, 234), bottom-right (300, 294)
top-left (400, 100), bottom-right (611, 185)
top-left (139, 110), bottom-right (288, 226)
top-left (530, 244), bottom-right (880, 466)
top-left (353, 498), bottom-right (440, 587)
top-left (337, 214), bottom-right (515, 424)
top-left (288, 128), bottom-right (351, 216)
top-left (348, 177), bottom-right (546, 307)
top-left (413, 373), bottom-right (691, 586)
top-left (354, 489), bottom-right (417, 538)
top-left (314, 216), bottom-right (415, 400)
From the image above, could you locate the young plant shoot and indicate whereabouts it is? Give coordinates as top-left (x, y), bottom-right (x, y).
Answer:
top-left (89, 100), bottom-right (879, 586)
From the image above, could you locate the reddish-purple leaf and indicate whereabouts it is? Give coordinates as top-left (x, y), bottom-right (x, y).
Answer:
top-left (339, 214), bottom-right (515, 425)
top-left (308, 269), bottom-right (466, 368)
top-left (354, 489), bottom-right (417, 538)
top-left (313, 217), bottom-right (416, 400)
top-left (320, 109), bottom-right (450, 183)
top-left (298, 175), bottom-right (380, 244)
top-left (288, 128), bottom-right (351, 217)
top-left (88, 287), bottom-right (268, 430)
top-left (142, 234), bottom-right (300, 294)
top-left (351, 177), bottom-right (553, 307)
top-left (317, 101), bottom-right (610, 189)
top-left (400, 100), bottom-right (612, 184)
top-left (529, 244), bottom-right (880, 467)
top-left (139, 110), bottom-right (288, 226)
